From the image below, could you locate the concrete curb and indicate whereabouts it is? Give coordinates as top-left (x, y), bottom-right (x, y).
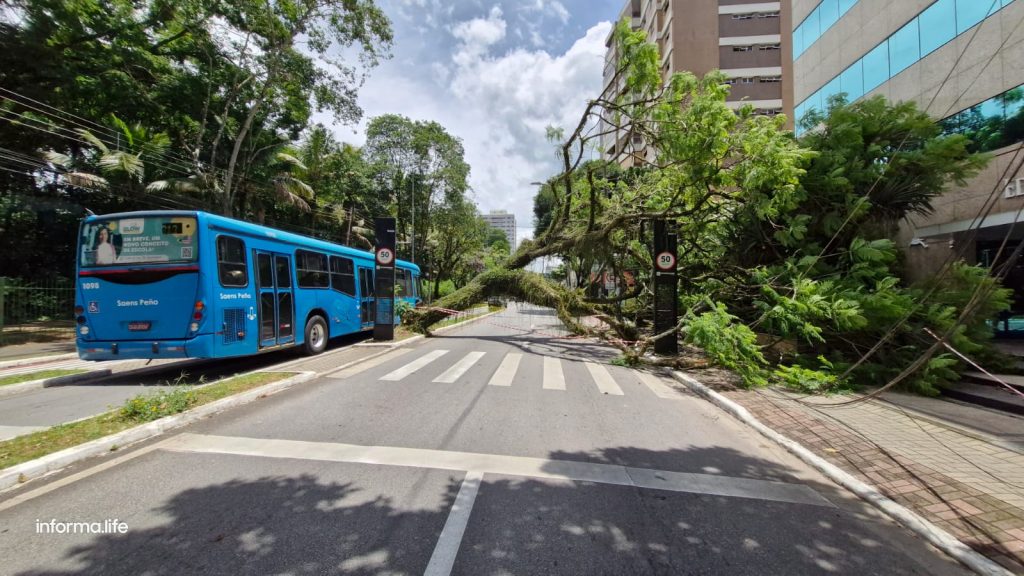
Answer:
top-left (670, 371), bottom-right (1014, 576)
top-left (0, 370), bottom-right (113, 399)
top-left (354, 310), bottom-right (503, 349)
top-left (0, 370), bottom-right (316, 492)
top-left (0, 352), bottom-right (78, 371)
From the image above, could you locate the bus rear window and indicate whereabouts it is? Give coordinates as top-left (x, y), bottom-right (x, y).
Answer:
top-left (80, 216), bottom-right (198, 267)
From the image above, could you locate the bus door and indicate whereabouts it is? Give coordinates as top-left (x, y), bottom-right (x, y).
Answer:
top-left (255, 251), bottom-right (295, 347)
top-left (358, 266), bottom-right (374, 329)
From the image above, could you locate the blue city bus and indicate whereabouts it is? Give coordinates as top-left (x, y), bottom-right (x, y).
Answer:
top-left (74, 211), bottom-right (420, 360)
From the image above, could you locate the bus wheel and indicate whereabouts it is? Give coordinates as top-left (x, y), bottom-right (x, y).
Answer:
top-left (303, 316), bottom-right (328, 355)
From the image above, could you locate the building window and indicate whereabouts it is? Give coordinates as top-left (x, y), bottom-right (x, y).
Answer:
top-left (731, 14), bottom-right (752, 20)
top-left (758, 44), bottom-right (781, 51)
top-left (759, 76), bottom-right (782, 83)
top-left (217, 236), bottom-right (247, 287)
top-left (796, 0), bottom-right (1014, 133)
top-left (941, 84), bottom-right (1024, 154)
top-left (740, 77), bottom-right (755, 84)
top-left (732, 45), bottom-right (752, 52)
top-left (756, 11), bottom-right (780, 18)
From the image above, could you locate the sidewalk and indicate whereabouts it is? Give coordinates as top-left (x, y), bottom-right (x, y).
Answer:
top-left (689, 370), bottom-right (1024, 573)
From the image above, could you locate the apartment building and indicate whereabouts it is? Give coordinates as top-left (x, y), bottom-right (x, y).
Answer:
top-left (482, 210), bottom-right (516, 248)
top-left (602, 0), bottom-right (793, 162)
top-left (791, 0), bottom-right (1024, 290)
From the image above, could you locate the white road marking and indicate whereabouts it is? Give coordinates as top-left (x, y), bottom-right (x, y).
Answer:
top-left (433, 352), bottom-right (485, 384)
top-left (325, 348), bottom-right (411, 378)
top-left (636, 371), bottom-right (688, 399)
top-left (585, 362), bottom-right (624, 396)
top-left (379, 349), bottom-right (448, 381)
top-left (0, 425), bottom-right (48, 442)
top-left (163, 433), bottom-right (834, 507)
top-left (487, 353), bottom-right (522, 387)
top-left (423, 470), bottom-right (484, 576)
top-left (542, 357), bottom-right (565, 390)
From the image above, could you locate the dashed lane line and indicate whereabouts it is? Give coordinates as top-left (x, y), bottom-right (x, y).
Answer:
top-left (433, 352), bottom-right (485, 384)
top-left (542, 356), bottom-right (565, 390)
top-left (423, 470), bottom-right (484, 576)
top-left (379, 349), bottom-right (449, 381)
top-left (324, 348), bottom-right (412, 379)
top-left (585, 362), bottom-right (624, 396)
top-left (487, 353), bottom-right (521, 387)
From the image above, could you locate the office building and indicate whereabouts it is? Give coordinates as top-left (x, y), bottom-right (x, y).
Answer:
top-left (602, 0), bottom-right (794, 163)
top-left (791, 0), bottom-right (1024, 286)
top-left (482, 210), bottom-right (516, 248)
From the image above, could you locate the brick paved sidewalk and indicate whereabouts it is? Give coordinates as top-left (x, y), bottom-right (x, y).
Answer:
top-left (689, 372), bottom-right (1024, 573)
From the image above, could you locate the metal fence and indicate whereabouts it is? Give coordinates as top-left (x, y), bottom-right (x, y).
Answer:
top-left (0, 277), bottom-right (75, 345)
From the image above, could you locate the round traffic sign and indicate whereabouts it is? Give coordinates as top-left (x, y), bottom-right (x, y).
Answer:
top-left (655, 251), bottom-right (676, 271)
top-left (375, 246), bottom-right (394, 266)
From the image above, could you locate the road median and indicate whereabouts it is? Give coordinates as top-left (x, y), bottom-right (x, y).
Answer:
top-left (0, 370), bottom-right (314, 492)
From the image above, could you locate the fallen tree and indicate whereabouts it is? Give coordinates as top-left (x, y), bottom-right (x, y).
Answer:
top-left (405, 19), bottom-right (1008, 394)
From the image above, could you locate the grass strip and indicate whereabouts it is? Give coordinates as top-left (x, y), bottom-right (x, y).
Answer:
top-left (0, 371), bottom-right (290, 470)
top-left (0, 369), bottom-right (87, 387)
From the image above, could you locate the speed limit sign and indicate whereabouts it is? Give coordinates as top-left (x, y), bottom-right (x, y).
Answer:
top-left (655, 251), bottom-right (676, 271)
top-left (375, 246), bottom-right (394, 266)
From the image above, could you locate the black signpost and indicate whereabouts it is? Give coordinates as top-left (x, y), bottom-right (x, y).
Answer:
top-left (373, 217), bottom-right (396, 341)
top-left (653, 219), bottom-right (678, 355)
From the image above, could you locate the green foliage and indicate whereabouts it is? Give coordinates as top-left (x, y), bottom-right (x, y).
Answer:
top-left (773, 357), bottom-right (850, 394)
top-left (119, 387), bottom-right (196, 422)
top-left (683, 303), bottom-right (768, 388)
top-left (610, 355), bottom-right (639, 367)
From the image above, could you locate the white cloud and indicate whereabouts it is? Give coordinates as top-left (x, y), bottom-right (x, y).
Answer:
top-left (446, 21), bottom-right (612, 236)
top-left (327, 4), bottom-right (613, 244)
top-left (451, 6), bottom-right (506, 65)
top-left (522, 0), bottom-right (570, 25)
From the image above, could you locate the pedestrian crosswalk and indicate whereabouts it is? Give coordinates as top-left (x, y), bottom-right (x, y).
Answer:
top-left (333, 347), bottom-right (691, 400)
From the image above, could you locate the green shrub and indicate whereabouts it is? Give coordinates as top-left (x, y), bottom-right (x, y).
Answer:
top-left (119, 387), bottom-right (196, 422)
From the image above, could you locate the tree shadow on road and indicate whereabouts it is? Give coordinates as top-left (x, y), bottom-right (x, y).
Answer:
top-left (5, 445), bottom-right (969, 576)
top-left (13, 470), bottom-right (457, 576)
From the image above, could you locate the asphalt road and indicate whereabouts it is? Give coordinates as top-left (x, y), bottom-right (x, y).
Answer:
top-left (0, 305), bottom-right (971, 575)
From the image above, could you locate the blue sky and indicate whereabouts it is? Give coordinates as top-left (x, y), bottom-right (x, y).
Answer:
top-left (329, 0), bottom-right (623, 243)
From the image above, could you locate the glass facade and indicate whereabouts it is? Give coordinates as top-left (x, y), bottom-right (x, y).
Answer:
top-left (941, 84), bottom-right (1024, 153)
top-left (793, 0), bottom-right (860, 59)
top-left (796, 0), bottom-right (1016, 132)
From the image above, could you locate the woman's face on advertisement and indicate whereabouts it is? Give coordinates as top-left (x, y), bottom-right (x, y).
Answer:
top-left (98, 228), bottom-right (108, 243)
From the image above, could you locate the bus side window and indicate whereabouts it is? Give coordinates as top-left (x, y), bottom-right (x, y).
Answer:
top-left (217, 236), bottom-right (248, 287)
top-left (329, 256), bottom-right (356, 296)
top-left (296, 250), bottom-right (329, 288)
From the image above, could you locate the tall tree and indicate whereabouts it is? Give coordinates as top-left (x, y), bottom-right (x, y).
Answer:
top-left (364, 114), bottom-right (470, 263)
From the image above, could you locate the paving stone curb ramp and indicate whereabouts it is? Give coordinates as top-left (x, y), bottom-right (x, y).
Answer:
top-left (670, 371), bottom-right (1014, 576)
top-left (0, 370), bottom-right (314, 492)
top-left (0, 370), bottom-right (113, 399)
